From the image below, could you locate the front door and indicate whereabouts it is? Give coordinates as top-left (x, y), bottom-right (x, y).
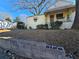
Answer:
top-left (50, 15), bottom-right (54, 22)
top-left (50, 15), bottom-right (54, 27)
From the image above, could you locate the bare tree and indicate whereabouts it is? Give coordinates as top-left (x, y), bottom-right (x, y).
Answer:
top-left (15, 0), bottom-right (54, 15)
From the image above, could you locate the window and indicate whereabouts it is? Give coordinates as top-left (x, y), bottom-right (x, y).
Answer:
top-left (56, 13), bottom-right (64, 19)
top-left (34, 18), bottom-right (37, 22)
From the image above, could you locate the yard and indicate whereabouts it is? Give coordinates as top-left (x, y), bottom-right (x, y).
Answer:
top-left (0, 29), bottom-right (79, 59)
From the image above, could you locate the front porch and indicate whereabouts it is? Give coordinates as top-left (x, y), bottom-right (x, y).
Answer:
top-left (45, 7), bottom-right (75, 29)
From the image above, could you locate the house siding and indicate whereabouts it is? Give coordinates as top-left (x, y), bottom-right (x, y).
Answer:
top-left (26, 15), bottom-right (46, 29)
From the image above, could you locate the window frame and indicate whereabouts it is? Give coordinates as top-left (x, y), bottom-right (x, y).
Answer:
top-left (34, 17), bottom-right (38, 22)
top-left (56, 12), bottom-right (64, 19)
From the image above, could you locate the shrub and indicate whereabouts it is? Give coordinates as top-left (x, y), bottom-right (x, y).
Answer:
top-left (51, 21), bottom-right (62, 29)
top-left (37, 24), bottom-right (43, 29)
top-left (37, 24), bottom-right (48, 29)
top-left (29, 26), bottom-right (32, 29)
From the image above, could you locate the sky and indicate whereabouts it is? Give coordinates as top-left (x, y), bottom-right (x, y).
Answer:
top-left (0, 0), bottom-right (32, 19)
top-left (0, 0), bottom-right (75, 19)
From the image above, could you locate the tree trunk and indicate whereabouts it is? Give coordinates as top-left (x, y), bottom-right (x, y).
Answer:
top-left (72, 0), bottom-right (79, 29)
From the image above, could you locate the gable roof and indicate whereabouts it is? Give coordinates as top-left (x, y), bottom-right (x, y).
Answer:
top-left (46, 0), bottom-right (75, 12)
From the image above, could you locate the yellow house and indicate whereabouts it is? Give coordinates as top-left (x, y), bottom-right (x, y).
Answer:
top-left (45, 0), bottom-right (75, 29)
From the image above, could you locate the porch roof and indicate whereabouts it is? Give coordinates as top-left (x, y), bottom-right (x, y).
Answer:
top-left (46, 0), bottom-right (75, 13)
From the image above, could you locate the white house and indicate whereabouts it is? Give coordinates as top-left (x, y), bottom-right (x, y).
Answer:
top-left (26, 15), bottom-right (46, 29)
top-left (26, 0), bottom-right (75, 30)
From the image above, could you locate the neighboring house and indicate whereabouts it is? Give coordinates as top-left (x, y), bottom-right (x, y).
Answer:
top-left (0, 20), bottom-right (17, 29)
top-left (0, 20), bottom-right (10, 29)
top-left (45, 0), bottom-right (75, 29)
top-left (18, 14), bottom-right (28, 26)
top-left (26, 15), bottom-right (46, 29)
